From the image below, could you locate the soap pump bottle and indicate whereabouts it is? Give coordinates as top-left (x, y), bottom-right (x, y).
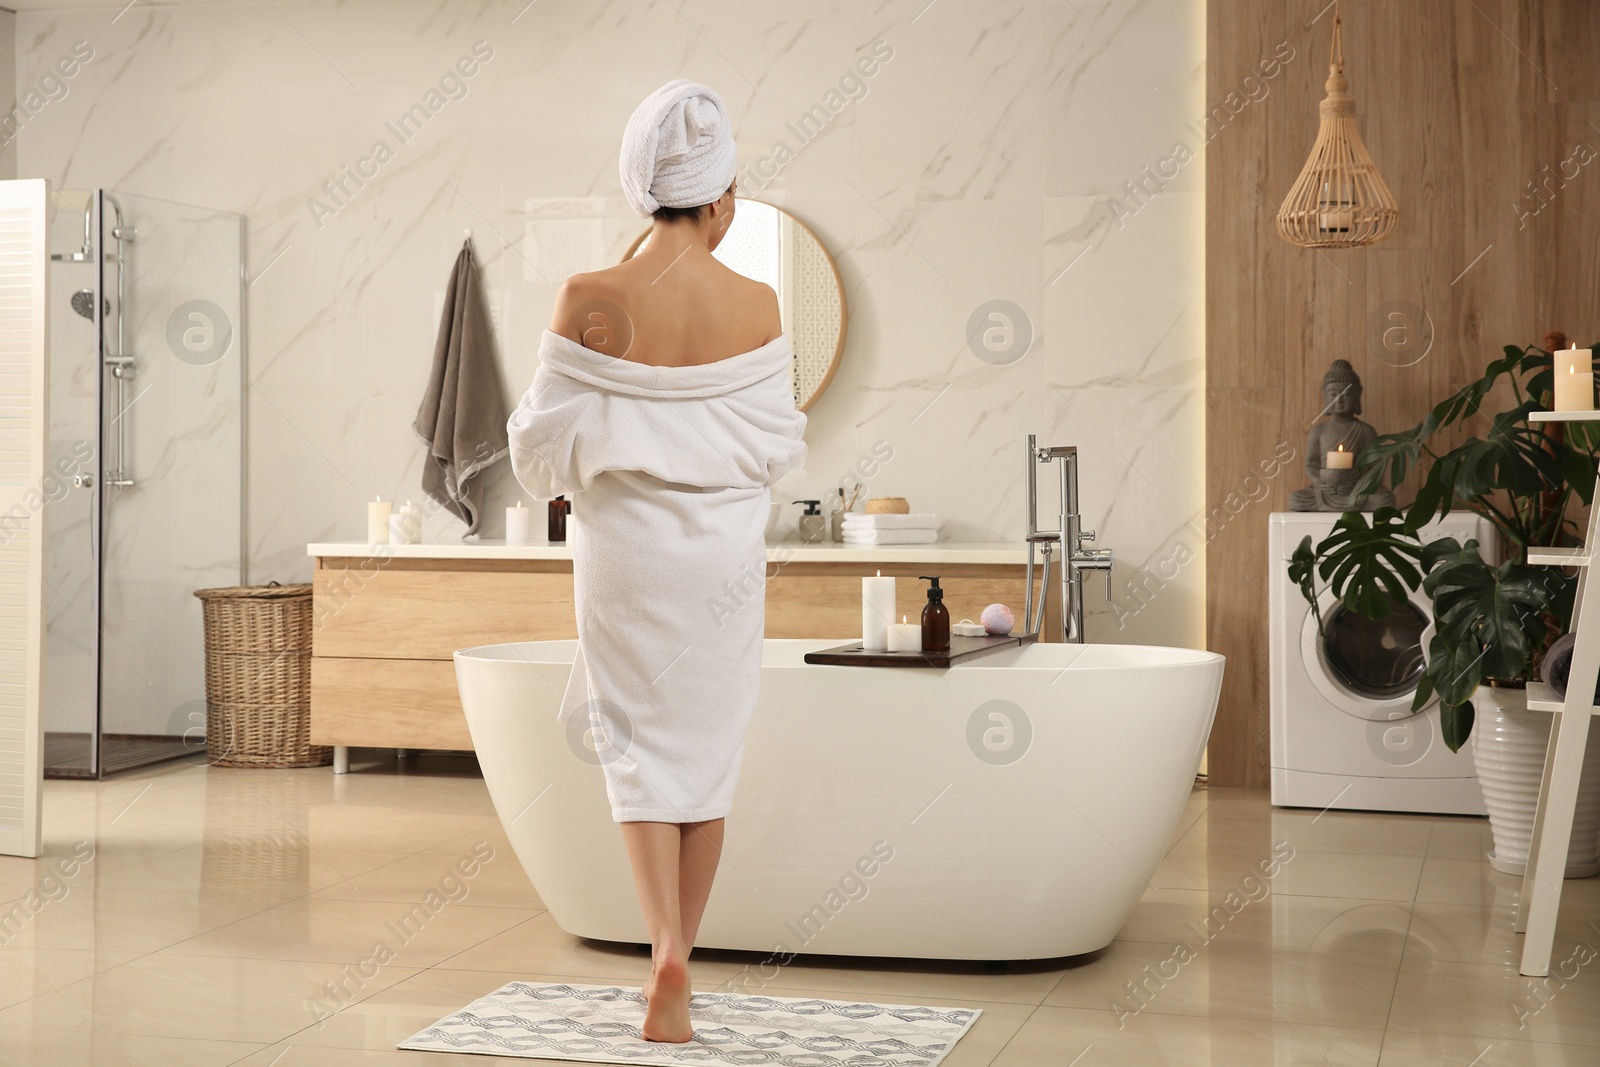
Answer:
top-left (548, 495), bottom-right (569, 543)
top-left (794, 499), bottom-right (826, 543)
top-left (919, 575), bottom-right (951, 652)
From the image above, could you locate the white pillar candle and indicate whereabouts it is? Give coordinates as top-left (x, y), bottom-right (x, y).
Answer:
top-left (1324, 445), bottom-right (1354, 470)
top-left (388, 514), bottom-right (411, 546)
top-left (397, 501), bottom-right (423, 544)
top-left (1555, 347), bottom-right (1595, 411)
top-left (887, 615), bottom-right (922, 653)
top-left (1556, 346), bottom-right (1593, 376)
top-left (367, 496), bottom-right (391, 544)
top-left (862, 571), bottom-right (895, 652)
top-left (506, 500), bottom-right (531, 545)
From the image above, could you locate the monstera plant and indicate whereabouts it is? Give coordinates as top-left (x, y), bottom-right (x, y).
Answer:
top-left (1289, 339), bottom-right (1598, 753)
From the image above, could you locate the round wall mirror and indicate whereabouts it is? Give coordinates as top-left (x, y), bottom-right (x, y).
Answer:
top-left (624, 199), bottom-right (846, 413)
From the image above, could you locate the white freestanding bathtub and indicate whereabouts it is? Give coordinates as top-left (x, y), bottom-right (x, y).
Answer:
top-left (455, 638), bottom-right (1223, 961)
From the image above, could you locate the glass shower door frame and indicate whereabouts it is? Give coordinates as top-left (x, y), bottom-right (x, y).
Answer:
top-left (88, 190), bottom-right (246, 779)
top-left (43, 188), bottom-right (247, 780)
top-left (88, 188), bottom-right (104, 778)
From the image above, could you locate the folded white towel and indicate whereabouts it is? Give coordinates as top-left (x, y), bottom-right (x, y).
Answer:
top-left (619, 79), bottom-right (738, 218)
top-left (841, 512), bottom-right (941, 530)
top-left (842, 528), bottom-right (939, 545)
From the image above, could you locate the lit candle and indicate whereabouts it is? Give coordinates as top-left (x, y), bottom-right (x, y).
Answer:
top-left (862, 571), bottom-right (895, 652)
top-left (1555, 346), bottom-right (1595, 411)
top-left (887, 613), bottom-right (922, 653)
top-left (1324, 444), bottom-right (1355, 470)
top-left (1317, 181), bottom-right (1353, 233)
top-left (367, 496), bottom-right (391, 544)
top-left (506, 500), bottom-right (531, 545)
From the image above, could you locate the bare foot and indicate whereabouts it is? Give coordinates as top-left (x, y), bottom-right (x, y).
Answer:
top-left (640, 955), bottom-right (693, 1042)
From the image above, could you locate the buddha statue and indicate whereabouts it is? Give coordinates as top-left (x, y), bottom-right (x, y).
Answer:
top-left (1289, 359), bottom-right (1396, 512)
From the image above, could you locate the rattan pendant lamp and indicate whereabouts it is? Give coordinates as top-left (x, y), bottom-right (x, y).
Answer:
top-left (1276, 2), bottom-right (1398, 247)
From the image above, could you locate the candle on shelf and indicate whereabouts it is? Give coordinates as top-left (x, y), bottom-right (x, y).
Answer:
top-left (506, 500), bottom-right (531, 545)
top-left (397, 500), bottom-right (423, 544)
top-left (367, 496), bottom-right (391, 544)
top-left (887, 614), bottom-right (922, 653)
top-left (1325, 444), bottom-right (1355, 470)
top-left (1554, 346), bottom-right (1595, 412)
top-left (862, 571), bottom-right (895, 652)
top-left (388, 513), bottom-right (411, 546)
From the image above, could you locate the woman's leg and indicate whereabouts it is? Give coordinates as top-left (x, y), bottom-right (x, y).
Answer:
top-left (621, 817), bottom-right (728, 1042)
top-left (678, 818), bottom-right (724, 950)
top-left (620, 821), bottom-right (694, 1042)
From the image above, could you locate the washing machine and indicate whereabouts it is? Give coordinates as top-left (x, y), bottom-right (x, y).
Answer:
top-left (1269, 511), bottom-right (1492, 815)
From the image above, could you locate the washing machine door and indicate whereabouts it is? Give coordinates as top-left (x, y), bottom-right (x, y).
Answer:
top-left (1299, 585), bottom-right (1436, 721)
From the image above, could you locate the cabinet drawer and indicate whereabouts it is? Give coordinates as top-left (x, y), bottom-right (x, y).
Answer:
top-left (310, 657), bottom-right (471, 749)
top-left (313, 564), bottom-right (577, 659)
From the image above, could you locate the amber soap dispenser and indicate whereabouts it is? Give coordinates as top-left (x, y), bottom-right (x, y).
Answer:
top-left (919, 575), bottom-right (951, 652)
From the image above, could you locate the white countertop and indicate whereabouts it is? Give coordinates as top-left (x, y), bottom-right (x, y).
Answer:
top-left (307, 539), bottom-right (1028, 564)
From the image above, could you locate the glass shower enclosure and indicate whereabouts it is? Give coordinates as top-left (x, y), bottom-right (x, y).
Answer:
top-left (44, 188), bottom-right (244, 778)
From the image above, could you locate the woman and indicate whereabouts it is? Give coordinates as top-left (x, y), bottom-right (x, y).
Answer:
top-left (506, 80), bottom-right (807, 1043)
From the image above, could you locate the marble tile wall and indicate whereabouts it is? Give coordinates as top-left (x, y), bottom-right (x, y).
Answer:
top-left (16, 0), bottom-right (1205, 649)
top-left (0, 10), bottom-right (14, 181)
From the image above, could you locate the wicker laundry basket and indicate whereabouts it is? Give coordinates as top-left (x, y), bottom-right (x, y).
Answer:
top-left (193, 581), bottom-right (329, 768)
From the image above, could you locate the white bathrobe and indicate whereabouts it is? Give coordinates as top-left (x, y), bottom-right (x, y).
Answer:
top-left (507, 329), bottom-right (807, 822)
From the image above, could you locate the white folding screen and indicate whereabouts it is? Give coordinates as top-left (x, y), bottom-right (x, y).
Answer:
top-left (0, 179), bottom-right (48, 858)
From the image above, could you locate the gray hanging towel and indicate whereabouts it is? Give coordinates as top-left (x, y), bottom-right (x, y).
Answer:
top-left (413, 240), bottom-right (508, 535)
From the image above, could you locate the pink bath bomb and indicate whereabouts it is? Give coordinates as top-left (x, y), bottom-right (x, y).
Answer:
top-left (981, 603), bottom-right (1014, 635)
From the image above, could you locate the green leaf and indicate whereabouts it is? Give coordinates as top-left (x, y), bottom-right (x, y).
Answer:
top-left (1440, 700), bottom-right (1475, 754)
top-left (1314, 510), bottom-right (1424, 619)
top-left (1420, 536), bottom-right (1472, 576)
top-left (1403, 462), bottom-right (1451, 530)
top-left (1425, 631), bottom-right (1490, 708)
top-left (1425, 558), bottom-right (1560, 682)
top-left (1354, 429), bottom-right (1420, 498)
top-left (1288, 534), bottom-right (1319, 627)
top-left (1411, 669), bottom-right (1436, 714)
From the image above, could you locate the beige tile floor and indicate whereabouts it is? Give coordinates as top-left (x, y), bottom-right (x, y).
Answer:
top-left (3, 753), bottom-right (1600, 1066)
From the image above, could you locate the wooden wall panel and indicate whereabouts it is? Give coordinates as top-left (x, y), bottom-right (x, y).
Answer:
top-left (1206, 0), bottom-right (1575, 785)
top-left (1534, 101), bottom-right (1600, 337)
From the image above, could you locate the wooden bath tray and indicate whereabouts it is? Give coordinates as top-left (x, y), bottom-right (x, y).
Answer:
top-left (803, 631), bottom-right (1038, 668)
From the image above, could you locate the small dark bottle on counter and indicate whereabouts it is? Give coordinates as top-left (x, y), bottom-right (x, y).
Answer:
top-left (919, 575), bottom-right (950, 652)
top-left (548, 495), bottom-right (569, 543)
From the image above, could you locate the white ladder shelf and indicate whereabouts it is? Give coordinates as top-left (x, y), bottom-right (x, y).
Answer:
top-left (1516, 409), bottom-right (1600, 976)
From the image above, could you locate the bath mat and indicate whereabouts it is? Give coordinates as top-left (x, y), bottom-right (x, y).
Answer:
top-left (398, 980), bottom-right (981, 1066)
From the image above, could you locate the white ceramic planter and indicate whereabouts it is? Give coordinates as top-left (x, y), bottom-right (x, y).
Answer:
top-left (1472, 685), bottom-right (1600, 878)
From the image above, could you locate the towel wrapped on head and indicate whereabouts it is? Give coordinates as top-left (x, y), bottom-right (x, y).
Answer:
top-left (619, 79), bottom-right (737, 217)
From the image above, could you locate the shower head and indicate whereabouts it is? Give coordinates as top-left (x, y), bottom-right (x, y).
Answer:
top-left (70, 289), bottom-right (107, 320)
top-left (52, 204), bottom-right (96, 262)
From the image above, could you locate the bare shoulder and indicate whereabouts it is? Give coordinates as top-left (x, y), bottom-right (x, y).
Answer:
top-left (550, 269), bottom-right (632, 354)
top-left (740, 275), bottom-right (782, 345)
